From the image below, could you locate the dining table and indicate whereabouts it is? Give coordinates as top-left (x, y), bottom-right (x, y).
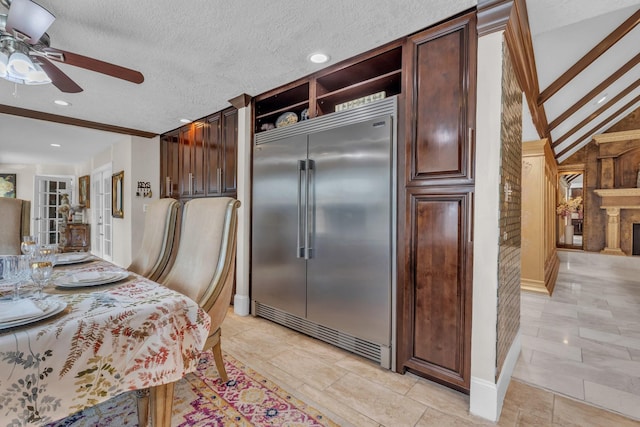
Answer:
top-left (0, 253), bottom-right (211, 427)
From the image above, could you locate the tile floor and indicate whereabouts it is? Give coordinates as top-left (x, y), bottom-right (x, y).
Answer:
top-left (221, 274), bottom-right (640, 427)
top-left (516, 249), bottom-right (640, 422)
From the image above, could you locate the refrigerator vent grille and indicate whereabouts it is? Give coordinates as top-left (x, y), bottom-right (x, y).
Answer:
top-left (254, 302), bottom-right (383, 364)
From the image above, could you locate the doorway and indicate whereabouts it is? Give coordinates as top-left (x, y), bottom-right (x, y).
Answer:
top-left (557, 170), bottom-right (584, 249)
top-left (91, 164), bottom-right (113, 261)
top-left (33, 175), bottom-right (74, 245)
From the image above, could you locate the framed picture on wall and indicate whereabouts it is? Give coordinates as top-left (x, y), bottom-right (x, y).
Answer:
top-left (0, 173), bottom-right (16, 198)
top-left (112, 171), bottom-right (124, 218)
top-left (79, 175), bottom-right (90, 207)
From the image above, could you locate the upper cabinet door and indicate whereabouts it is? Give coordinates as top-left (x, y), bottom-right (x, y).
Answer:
top-left (221, 108), bottom-right (238, 194)
top-left (206, 113), bottom-right (222, 196)
top-left (404, 12), bottom-right (477, 186)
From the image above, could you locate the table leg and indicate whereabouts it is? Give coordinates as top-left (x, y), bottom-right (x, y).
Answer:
top-left (136, 388), bottom-right (150, 427)
top-left (150, 381), bottom-right (175, 427)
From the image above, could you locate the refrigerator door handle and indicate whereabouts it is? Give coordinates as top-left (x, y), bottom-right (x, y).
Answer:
top-left (296, 160), bottom-right (305, 258)
top-left (304, 159), bottom-right (315, 259)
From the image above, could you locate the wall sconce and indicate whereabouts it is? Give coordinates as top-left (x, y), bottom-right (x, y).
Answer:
top-left (136, 181), bottom-right (152, 198)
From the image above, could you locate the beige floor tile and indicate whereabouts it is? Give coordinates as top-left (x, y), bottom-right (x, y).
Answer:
top-left (285, 332), bottom-right (352, 365)
top-left (500, 380), bottom-right (553, 422)
top-left (405, 377), bottom-right (473, 421)
top-left (298, 383), bottom-right (380, 427)
top-left (415, 407), bottom-right (490, 426)
top-left (335, 355), bottom-right (418, 395)
top-left (326, 372), bottom-right (427, 427)
top-left (583, 381), bottom-right (640, 420)
top-left (513, 359), bottom-right (585, 400)
top-left (553, 394), bottom-right (640, 427)
top-left (269, 348), bottom-right (347, 390)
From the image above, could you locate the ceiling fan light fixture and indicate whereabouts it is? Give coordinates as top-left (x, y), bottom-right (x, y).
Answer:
top-left (6, 0), bottom-right (55, 44)
top-left (7, 50), bottom-right (35, 77)
top-left (0, 49), bottom-right (8, 77)
top-left (25, 62), bottom-right (51, 84)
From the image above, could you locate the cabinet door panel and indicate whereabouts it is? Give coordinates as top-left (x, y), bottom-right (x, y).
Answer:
top-left (399, 188), bottom-right (472, 391)
top-left (192, 122), bottom-right (206, 197)
top-left (206, 114), bottom-right (222, 196)
top-left (179, 128), bottom-right (192, 198)
top-left (222, 109), bottom-right (238, 194)
top-left (160, 131), bottom-right (180, 198)
top-left (405, 14), bottom-right (475, 184)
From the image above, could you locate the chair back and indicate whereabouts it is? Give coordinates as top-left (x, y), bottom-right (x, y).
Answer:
top-left (0, 198), bottom-right (30, 255)
top-left (161, 197), bottom-right (240, 326)
top-left (127, 198), bottom-right (180, 281)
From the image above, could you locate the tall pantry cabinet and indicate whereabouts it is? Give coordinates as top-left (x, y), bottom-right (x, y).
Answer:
top-left (397, 11), bottom-right (476, 393)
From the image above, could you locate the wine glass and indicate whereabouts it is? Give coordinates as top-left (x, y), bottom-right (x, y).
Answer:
top-left (30, 255), bottom-right (54, 300)
top-left (21, 235), bottom-right (38, 256)
top-left (37, 244), bottom-right (59, 266)
top-left (0, 256), bottom-right (18, 300)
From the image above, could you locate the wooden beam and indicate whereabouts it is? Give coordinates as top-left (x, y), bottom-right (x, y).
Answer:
top-left (549, 52), bottom-right (640, 131)
top-left (538, 9), bottom-right (640, 105)
top-left (505, 0), bottom-right (548, 138)
top-left (0, 104), bottom-right (157, 138)
top-left (552, 77), bottom-right (640, 147)
top-left (555, 92), bottom-right (640, 160)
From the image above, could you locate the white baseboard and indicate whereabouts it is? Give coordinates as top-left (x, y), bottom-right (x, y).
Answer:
top-left (233, 294), bottom-right (250, 316)
top-left (469, 332), bottom-right (521, 421)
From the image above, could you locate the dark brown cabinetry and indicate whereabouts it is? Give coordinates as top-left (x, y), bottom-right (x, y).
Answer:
top-left (248, 9), bottom-right (477, 394)
top-left (254, 43), bottom-right (402, 133)
top-left (60, 223), bottom-right (90, 252)
top-left (397, 11), bottom-right (476, 393)
top-left (160, 107), bottom-right (237, 200)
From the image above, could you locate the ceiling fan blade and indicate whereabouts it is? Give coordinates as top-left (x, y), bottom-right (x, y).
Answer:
top-left (37, 56), bottom-right (83, 93)
top-left (6, 0), bottom-right (55, 44)
top-left (45, 48), bottom-right (144, 84)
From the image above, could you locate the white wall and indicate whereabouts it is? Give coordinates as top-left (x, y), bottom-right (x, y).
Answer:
top-left (470, 30), bottom-right (503, 421)
top-left (98, 135), bottom-right (159, 268)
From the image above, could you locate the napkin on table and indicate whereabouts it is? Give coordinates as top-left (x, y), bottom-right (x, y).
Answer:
top-left (0, 299), bottom-right (44, 323)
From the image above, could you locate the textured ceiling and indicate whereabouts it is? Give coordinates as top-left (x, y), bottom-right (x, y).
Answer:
top-left (0, 0), bottom-right (639, 165)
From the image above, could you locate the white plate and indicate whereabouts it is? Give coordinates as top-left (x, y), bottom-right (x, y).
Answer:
top-left (0, 298), bottom-right (67, 330)
top-left (57, 271), bottom-right (129, 288)
top-left (55, 253), bottom-right (92, 265)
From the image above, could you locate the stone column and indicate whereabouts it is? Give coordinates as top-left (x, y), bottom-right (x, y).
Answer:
top-left (602, 207), bottom-right (625, 255)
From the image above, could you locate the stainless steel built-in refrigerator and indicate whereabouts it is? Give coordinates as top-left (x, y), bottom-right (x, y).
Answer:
top-left (252, 98), bottom-right (396, 368)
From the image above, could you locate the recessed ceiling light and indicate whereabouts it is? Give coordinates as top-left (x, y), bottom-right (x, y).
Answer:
top-left (50, 143), bottom-right (61, 147)
top-left (54, 100), bottom-right (71, 106)
top-left (595, 94), bottom-right (608, 105)
top-left (308, 52), bottom-right (330, 64)
top-left (179, 118), bottom-right (191, 124)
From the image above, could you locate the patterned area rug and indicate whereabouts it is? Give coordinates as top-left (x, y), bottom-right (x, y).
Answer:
top-left (46, 351), bottom-right (338, 427)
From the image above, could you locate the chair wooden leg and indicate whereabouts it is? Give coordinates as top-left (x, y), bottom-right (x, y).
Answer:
top-left (150, 381), bottom-right (175, 427)
top-left (135, 388), bottom-right (150, 427)
top-left (212, 338), bottom-right (228, 382)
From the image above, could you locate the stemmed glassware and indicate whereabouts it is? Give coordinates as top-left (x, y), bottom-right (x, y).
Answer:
top-left (21, 235), bottom-right (38, 256)
top-left (30, 253), bottom-right (54, 300)
top-left (0, 255), bottom-right (29, 300)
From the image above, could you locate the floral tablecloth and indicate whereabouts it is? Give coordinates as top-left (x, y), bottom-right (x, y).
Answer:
top-left (0, 259), bottom-right (211, 426)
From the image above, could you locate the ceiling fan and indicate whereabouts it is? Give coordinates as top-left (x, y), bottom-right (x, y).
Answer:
top-left (0, 0), bottom-right (143, 93)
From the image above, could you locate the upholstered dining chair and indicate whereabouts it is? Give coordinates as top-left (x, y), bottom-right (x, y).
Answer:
top-left (137, 197), bottom-right (240, 427)
top-left (0, 198), bottom-right (31, 255)
top-left (127, 198), bottom-right (180, 281)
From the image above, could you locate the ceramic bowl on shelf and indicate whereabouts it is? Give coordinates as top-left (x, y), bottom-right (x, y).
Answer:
top-left (275, 112), bottom-right (298, 128)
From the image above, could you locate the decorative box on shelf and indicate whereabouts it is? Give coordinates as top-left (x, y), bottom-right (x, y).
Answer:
top-left (335, 91), bottom-right (386, 112)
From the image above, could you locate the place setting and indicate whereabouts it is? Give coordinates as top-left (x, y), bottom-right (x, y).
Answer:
top-left (0, 251), bottom-right (67, 331)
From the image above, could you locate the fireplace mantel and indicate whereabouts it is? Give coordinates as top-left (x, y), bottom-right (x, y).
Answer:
top-left (593, 188), bottom-right (640, 255)
top-left (594, 188), bottom-right (640, 208)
